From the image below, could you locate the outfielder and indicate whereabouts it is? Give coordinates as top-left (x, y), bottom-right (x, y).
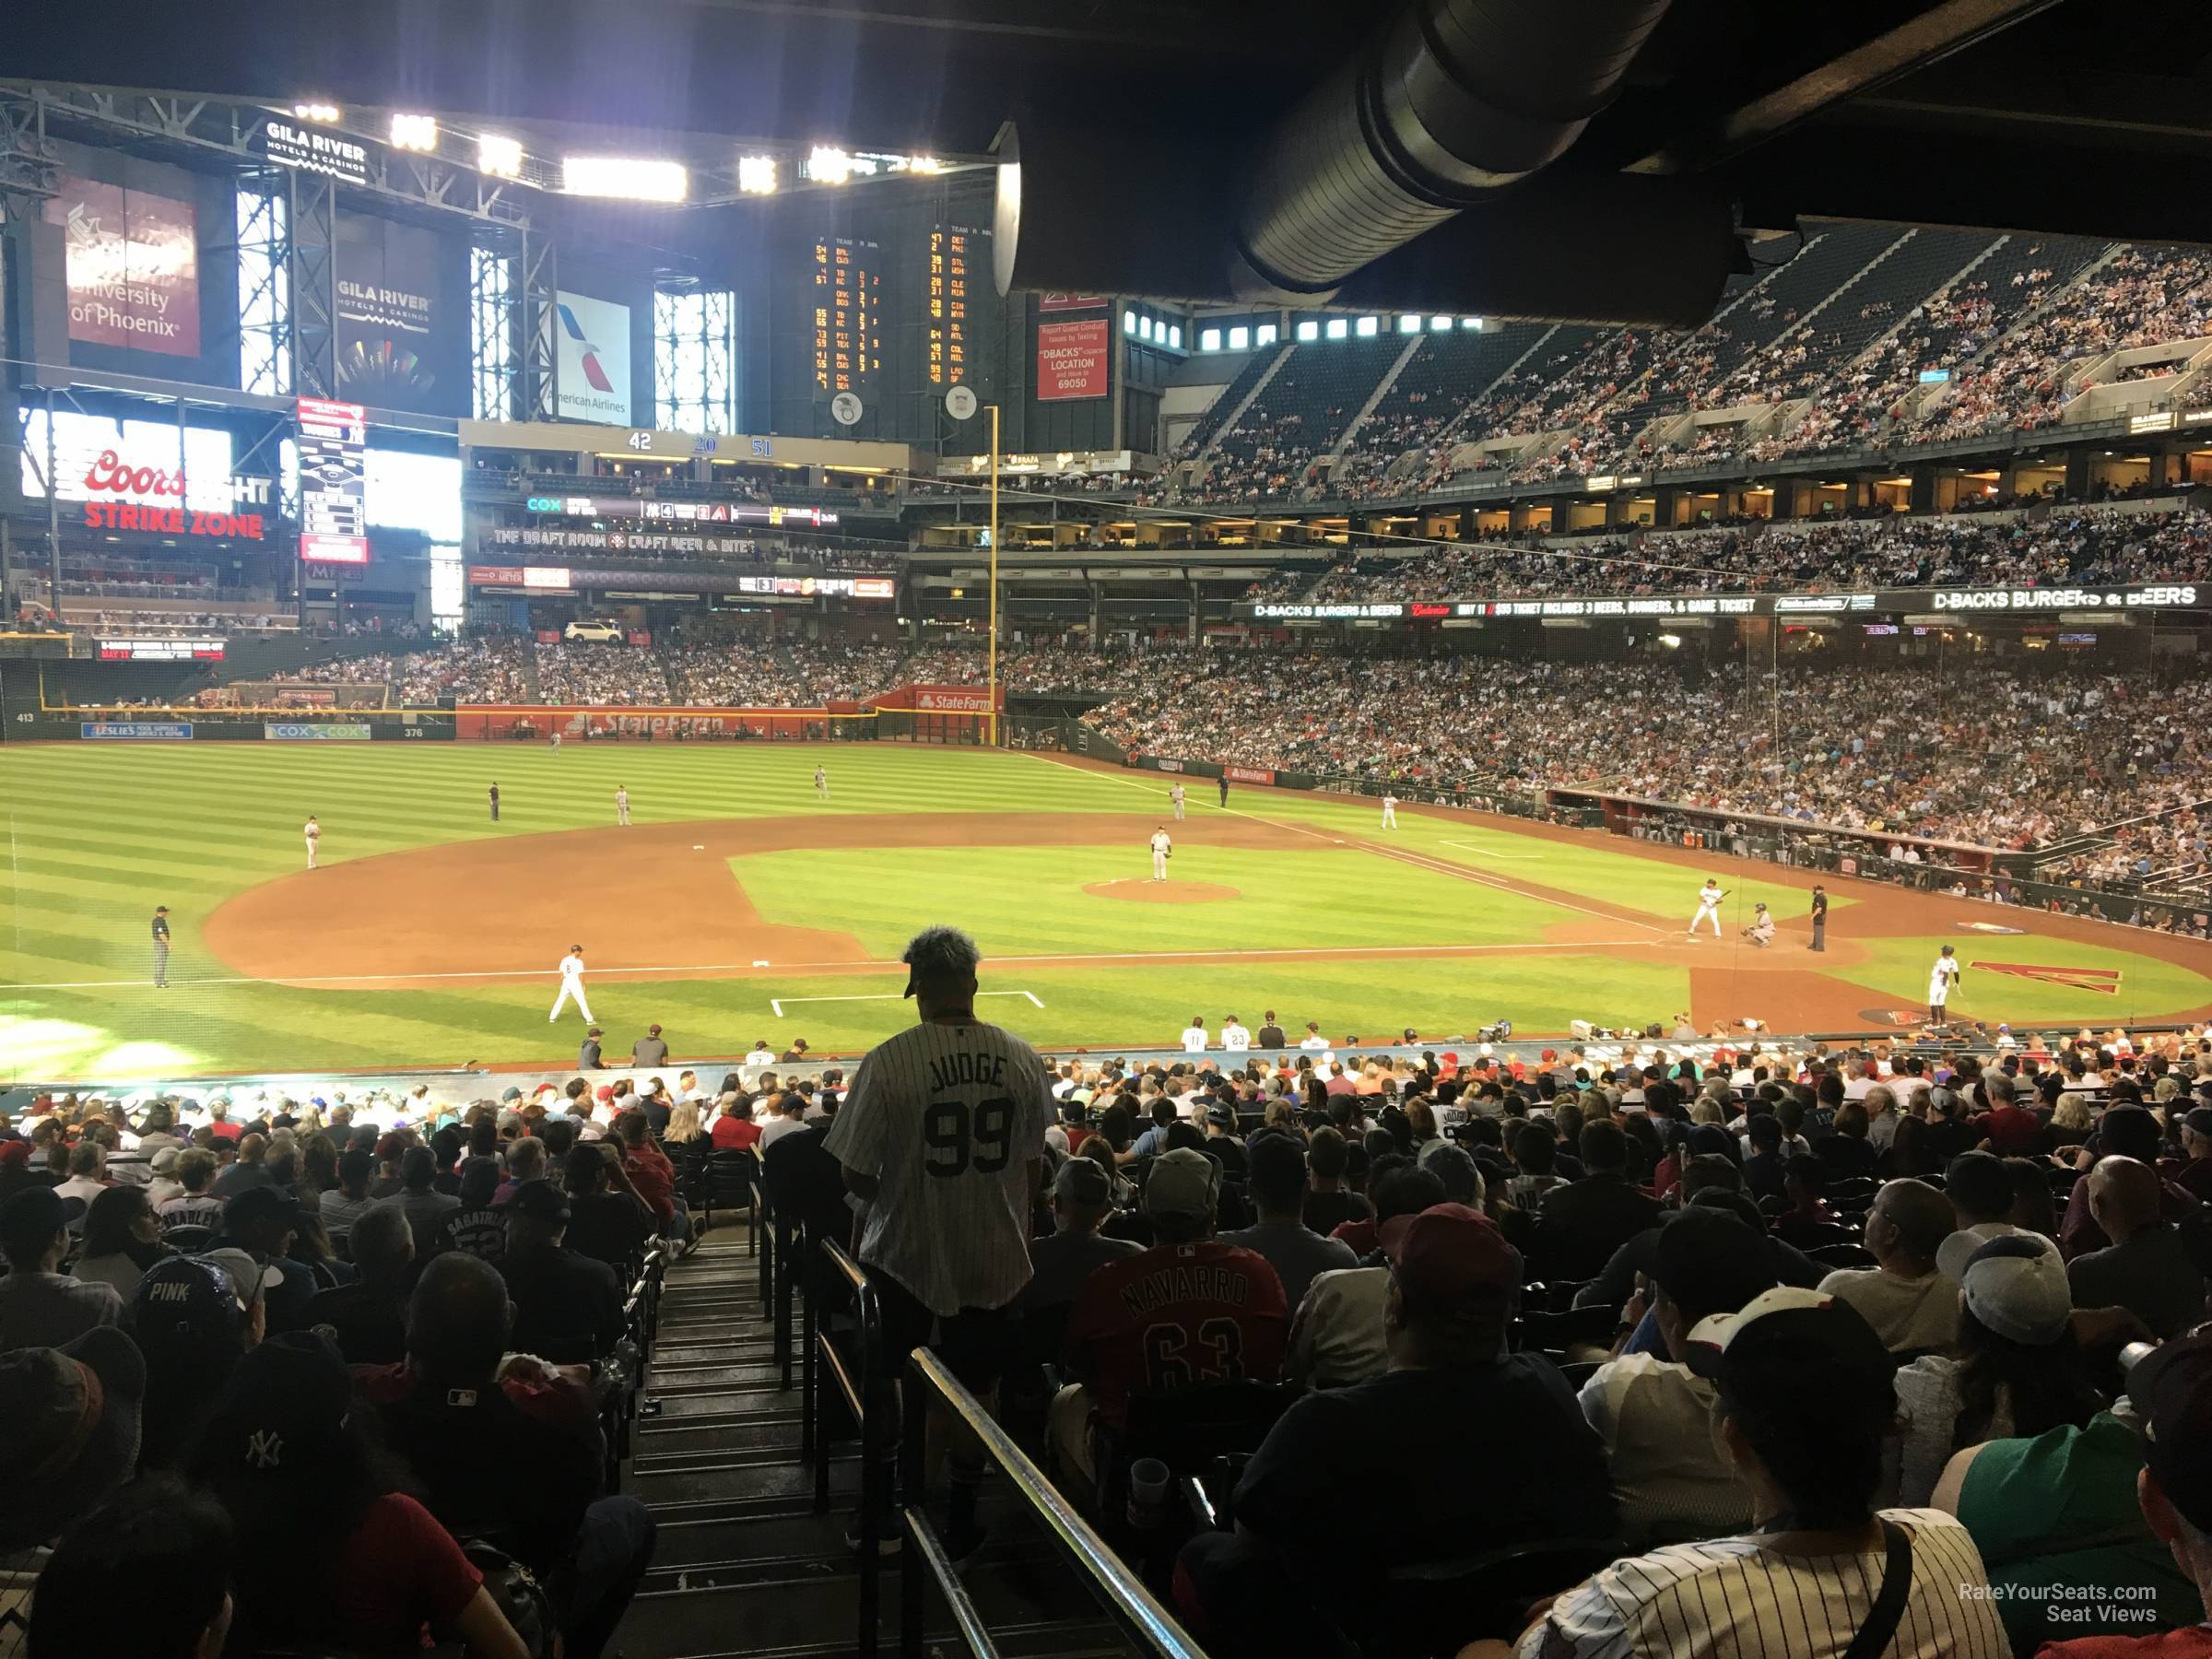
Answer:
top-left (1171, 782), bottom-right (1185, 821)
top-left (1688, 878), bottom-right (1724, 938)
top-left (549, 944), bottom-right (594, 1023)
top-left (303, 815), bottom-right (321, 870)
top-left (1381, 793), bottom-right (1399, 829)
top-left (1149, 826), bottom-right (1172, 882)
top-left (1929, 945), bottom-right (1961, 1023)
top-left (615, 784), bottom-right (630, 827)
top-left (815, 765), bottom-right (830, 800)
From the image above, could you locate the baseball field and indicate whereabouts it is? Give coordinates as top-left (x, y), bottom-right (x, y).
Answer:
top-left (5, 739), bottom-right (2212, 1084)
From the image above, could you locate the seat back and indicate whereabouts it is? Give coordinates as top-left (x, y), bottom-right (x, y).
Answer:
top-left (1119, 1379), bottom-right (1300, 1478)
top-left (707, 1148), bottom-right (760, 1207)
top-left (1512, 1306), bottom-right (1618, 1358)
top-left (161, 1224), bottom-right (216, 1253)
top-left (1370, 1538), bottom-right (1621, 1657)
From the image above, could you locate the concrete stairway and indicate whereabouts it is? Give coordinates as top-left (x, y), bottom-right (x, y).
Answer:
top-left (613, 1228), bottom-right (1143, 1659)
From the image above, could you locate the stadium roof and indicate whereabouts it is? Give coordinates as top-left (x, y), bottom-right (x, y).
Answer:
top-left (5, 0), bottom-right (2207, 321)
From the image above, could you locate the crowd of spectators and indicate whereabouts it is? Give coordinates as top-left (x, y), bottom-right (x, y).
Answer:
top-left (759, 936), bottom-right (2212, 1659)
top-left (3, 1071), bottom-right (830, 1654)
top-left (295, 636), bottom-right (535, 703)
top-left (1151, 236), bottom-right (2212, 511)
top-left (1300, 501), bottom-right (2212, 603)
top-left (1924, 248), bottom-right (2212, 441)
top-left (1084, 653), bottom-right (2212, 851)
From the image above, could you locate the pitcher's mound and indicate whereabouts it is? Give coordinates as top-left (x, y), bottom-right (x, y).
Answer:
top-left (1085, 878), bottom-right (1241, 903)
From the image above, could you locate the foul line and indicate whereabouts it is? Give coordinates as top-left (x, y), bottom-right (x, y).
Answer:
top-left (771, 989), bottom-right (1045, 1017)
top-left (0, 936), bottom-right (1668, 994)
top-left (1441, 838), bottom-right (1544, 861)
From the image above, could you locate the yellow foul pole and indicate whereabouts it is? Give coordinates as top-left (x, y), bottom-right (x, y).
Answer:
top-left (987, 402), bottom-right (1000, 746)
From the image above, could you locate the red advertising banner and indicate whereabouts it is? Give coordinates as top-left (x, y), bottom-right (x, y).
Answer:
top-left (1224, 764), bottom-right (1277, 786)
top-left (45, 175), bottom-right (201, 356)
top-left (469, 566), bottom-right (529, 586)
top-left (1037, 293), bottom-right (1110, 312)
top-left (1036, 318), bottom-right (1111, 401)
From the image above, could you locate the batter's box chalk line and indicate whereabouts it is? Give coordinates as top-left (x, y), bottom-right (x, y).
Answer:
top-left (771, 989), bottom-right (1045, 1017)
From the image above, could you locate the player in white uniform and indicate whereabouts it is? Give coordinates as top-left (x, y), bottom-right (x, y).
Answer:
top-left (549, 945), bottom-right (594, 1023)
top-left (614, 784), bottom-right (630, 827)
top-left (1381, 793), bottom-right (1399, 829)
top-left (1181, 1018), bottom-right (1209, 1053)
top-left (1928, 945), bottom-right (1961, 1023)
top-left (1688, 878), bottom-right (1724, 938)
top-left (303, 815), bottom-right (320, 870)
top-left (815, 765), bottom-right (829, 800)
top-left (1150, 827), bottom-right (1172, 881)
top-left (1220, 1016), bottom-right (1251, 1053)
top-left (821, 924), bottom-right (1053, 1561)
top-left (1171, 782), bottom-right (1186, 821)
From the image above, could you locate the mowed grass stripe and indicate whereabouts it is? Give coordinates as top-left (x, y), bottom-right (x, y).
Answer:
top-left (730, 843), bottom-right (1579, 959)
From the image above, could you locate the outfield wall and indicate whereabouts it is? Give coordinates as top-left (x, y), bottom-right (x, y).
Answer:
top-left (453, 701), bottom-right (995, 743)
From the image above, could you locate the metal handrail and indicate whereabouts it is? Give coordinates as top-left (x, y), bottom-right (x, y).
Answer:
top-left (774, 1208), bottom-right (799, 1390)
top-left (806, 1238), bottom-right (889, 1657)
top-left (899, 1347), bottom-right (1206, 1659)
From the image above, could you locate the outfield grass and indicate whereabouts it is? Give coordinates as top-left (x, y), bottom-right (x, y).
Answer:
top-left (2, 739), bottom-right (2205, 1082)
top-left (729, 843), bottom-right (1583, 956)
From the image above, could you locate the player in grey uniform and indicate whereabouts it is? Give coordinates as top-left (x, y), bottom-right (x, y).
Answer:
top-left (615, 784), bottom-right (630, 827)
top-left (815, 765), bottom-right (829, 800)
top-left (824, 924), bottom-right (1053, 1563)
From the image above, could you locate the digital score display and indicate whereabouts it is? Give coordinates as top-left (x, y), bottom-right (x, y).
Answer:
top-left (927, 226), bottom-right (973, 386)
top-left (296, 397), bottom-right (371, 564)
top-left (811, 237), bottom-right (881, 395)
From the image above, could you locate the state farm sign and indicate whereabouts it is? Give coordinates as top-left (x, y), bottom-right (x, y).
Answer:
top-left (911, 686), bottom-right (995, 712)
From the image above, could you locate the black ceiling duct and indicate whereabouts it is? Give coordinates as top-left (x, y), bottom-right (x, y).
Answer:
top-left (1234, 0), bottom-right (1676, 297)
top-left (994, 0), bottom-right (1737, 326)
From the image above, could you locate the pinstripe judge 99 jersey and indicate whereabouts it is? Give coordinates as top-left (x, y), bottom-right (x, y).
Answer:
top-left (822, 1018), bottom-right (1055, 1317)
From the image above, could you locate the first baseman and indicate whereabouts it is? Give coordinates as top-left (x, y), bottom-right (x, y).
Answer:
top-left (1929, 945), bottom-right (1961, 1022)
top-left (304, 815), bottom-right (321, 869)
top-left (1150, 826), bottom-right (1172, 882)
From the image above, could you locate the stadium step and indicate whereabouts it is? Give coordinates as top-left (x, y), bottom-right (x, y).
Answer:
top-left (615, 1228), bottom-right (1148, 1658)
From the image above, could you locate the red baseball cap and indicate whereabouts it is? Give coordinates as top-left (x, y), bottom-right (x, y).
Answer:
top-left (1378, 1203), bottom-right (1520, 1302)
